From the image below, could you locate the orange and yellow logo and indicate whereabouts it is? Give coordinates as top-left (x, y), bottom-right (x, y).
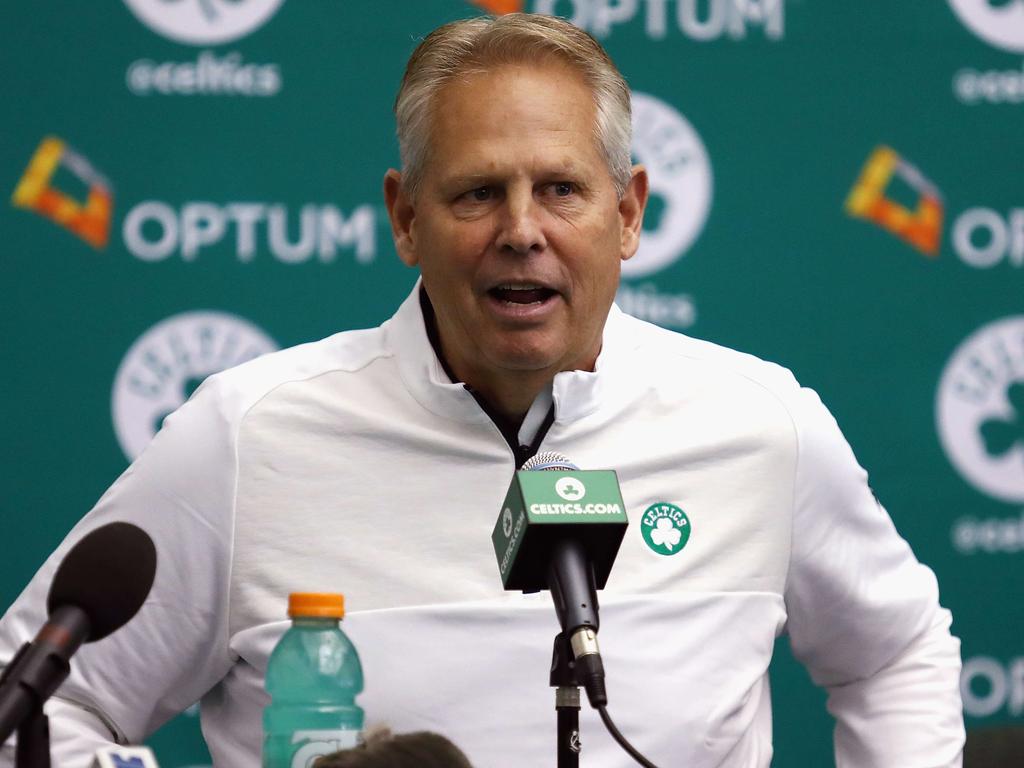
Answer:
top-left (11, 136), bottom-right (113, 249)
top-left (845, 145), bottom-right (943, 257)
top-left (470, 0), bottom-right (523, 14)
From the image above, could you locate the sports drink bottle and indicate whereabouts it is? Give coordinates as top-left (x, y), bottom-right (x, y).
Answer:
top-left (262, 592), bottom-right (364, 768)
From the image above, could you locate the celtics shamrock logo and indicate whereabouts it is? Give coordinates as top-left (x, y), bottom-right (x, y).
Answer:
top-left (555, 477), bottom-right (586, 500)
top-left (979, 381), bottom-right (1024, 459)
top-left (640, 503), bottom-right (691, 556)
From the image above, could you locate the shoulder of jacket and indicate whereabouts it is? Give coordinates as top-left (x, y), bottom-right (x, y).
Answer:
top-left (620, 312), bottom-right (803, 398)
top-left (189, 325), bottom-right (390, 421)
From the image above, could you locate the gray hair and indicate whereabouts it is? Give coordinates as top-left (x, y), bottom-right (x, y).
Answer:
top-left (394, 13), bottom-right (633, 200)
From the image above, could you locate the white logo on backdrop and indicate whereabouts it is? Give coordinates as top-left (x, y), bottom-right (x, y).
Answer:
top-left (936, 315), bottom-right (1024, 503)
top-left (961, 655), bottom-right (1024, 717)
top-left (952, 207), bottom-right (1024, 267)
top-left (949, 0), bottom-right (1024, 53)
top-left (624, 92), bottom-right (713, 279)
top-left (532, 0), bottom-right (785, 41)
top-left (121, 201), bottom-right (378, 264)
top-left (123, 0), bottom-right (285, 46)
top-left (126, 51), bottom-right (282, 97)
top-left (112, 311), bottom-right (278, 460)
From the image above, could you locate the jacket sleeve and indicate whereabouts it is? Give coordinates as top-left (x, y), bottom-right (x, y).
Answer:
top-left (782, 387), bottom-right (965, 768)
top-left (0, 376), bottom-right (239, 767)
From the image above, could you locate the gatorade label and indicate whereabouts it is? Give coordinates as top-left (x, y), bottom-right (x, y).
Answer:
top-left (289, 729), bottom-right (361, 768)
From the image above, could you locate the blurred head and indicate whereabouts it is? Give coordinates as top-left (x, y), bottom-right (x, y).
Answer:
top-left (313, 728), bottom-right (474, 768)
top-left (384, 14), bottom-right (648, 411)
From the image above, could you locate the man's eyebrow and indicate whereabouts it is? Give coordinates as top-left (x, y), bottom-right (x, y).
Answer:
top-left (540, 165), bottom-right (598, 184)
top-left (433, 173), bottom-right (497, 195)
top-left (443, 174), bottom-right (491, 188)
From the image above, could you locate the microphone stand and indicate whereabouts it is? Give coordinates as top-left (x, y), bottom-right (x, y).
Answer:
top-left (550, 632), bottom-right (581, 768)
top-left (15, 704), bottom-right (49, 768)
top-left (0, 642), bottom-right (52, 768)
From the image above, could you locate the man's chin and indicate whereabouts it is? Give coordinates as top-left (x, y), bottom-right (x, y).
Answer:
top-left (485, 342), bottom-right (586, 377)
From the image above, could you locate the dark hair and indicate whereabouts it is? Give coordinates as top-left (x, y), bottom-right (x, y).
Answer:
top-left (313, 729), bottom-right (474, 768)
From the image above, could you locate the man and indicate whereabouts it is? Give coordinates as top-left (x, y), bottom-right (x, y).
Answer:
top-left (0, 13), bottom-right (963, 767)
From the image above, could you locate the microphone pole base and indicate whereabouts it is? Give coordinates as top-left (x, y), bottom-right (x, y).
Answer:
top-left (550, 632), bottom-right (581, 768)
top-left (556, 691), bottom-right (581, 767)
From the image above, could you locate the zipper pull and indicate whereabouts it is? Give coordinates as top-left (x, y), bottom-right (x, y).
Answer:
top-left (514, 444), bottom-right (534, 469)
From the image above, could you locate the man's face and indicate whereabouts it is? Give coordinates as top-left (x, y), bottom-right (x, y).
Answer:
top-left (386, 61), bottom-right (647, 390)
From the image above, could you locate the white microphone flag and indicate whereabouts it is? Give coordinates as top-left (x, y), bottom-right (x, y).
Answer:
top-left (90, 745), bottom-right (160, 768)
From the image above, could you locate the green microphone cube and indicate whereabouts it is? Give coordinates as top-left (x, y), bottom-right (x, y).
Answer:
top-left (492, 470), bottom-right (628, 592)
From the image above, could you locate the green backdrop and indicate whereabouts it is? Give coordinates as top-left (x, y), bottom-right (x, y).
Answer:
top-left (3, 1), bottom-right (1022, 764)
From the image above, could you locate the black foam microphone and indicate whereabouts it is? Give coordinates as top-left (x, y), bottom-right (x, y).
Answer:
top-left (0, 522), bottom-right (157, 746)
top-left (492, 452), bottom-right (628, 707)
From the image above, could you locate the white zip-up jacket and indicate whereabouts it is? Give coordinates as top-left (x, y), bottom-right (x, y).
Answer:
top-left (0, 286), bottom-right (964, 767)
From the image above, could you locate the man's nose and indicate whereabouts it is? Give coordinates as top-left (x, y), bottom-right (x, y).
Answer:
top-left (495, 188), bottom-right (547, 255)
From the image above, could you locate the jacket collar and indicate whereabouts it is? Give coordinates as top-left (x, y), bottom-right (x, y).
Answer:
top-left (383, 280), bottom-right (635, 427)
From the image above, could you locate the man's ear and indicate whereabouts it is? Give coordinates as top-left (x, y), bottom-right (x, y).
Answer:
top-left (384, 169), bottom-right (418, 267)
top-left (619, 165), bottom-right (649, 261)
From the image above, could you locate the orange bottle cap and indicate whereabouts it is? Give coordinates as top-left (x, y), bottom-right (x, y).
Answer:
top-left (288, 592), bottom-right (345, 619)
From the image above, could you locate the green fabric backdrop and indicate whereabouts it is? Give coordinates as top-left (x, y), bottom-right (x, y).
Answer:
top-left (3, 1), bottom-right (1022, 764)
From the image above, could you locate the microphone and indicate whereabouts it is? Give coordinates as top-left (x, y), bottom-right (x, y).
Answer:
top-left (0, 522), bottom-right (157, 746)
top-left (90, 745), bottom-right (160, 767)
top-left (491, 452), bottom-right (627, 707)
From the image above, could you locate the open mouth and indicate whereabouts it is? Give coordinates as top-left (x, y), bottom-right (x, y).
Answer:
top-left (487, 284), bottom-right (559, 305)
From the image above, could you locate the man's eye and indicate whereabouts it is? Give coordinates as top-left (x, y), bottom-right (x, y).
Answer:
top-left (552, 182), bottom-right (575, 197)
top-left (467, 187), bottom-right (492, 202)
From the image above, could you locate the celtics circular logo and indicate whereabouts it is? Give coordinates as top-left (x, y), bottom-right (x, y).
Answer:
top-left (640, 503), bottom-right (691, 556)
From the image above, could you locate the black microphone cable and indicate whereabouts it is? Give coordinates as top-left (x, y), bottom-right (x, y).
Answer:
top-left (597, 706), bottom-right (660, 768)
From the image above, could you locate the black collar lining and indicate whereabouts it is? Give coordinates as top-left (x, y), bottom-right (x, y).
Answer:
top-left (418, 287), bottom-right (555, 466)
